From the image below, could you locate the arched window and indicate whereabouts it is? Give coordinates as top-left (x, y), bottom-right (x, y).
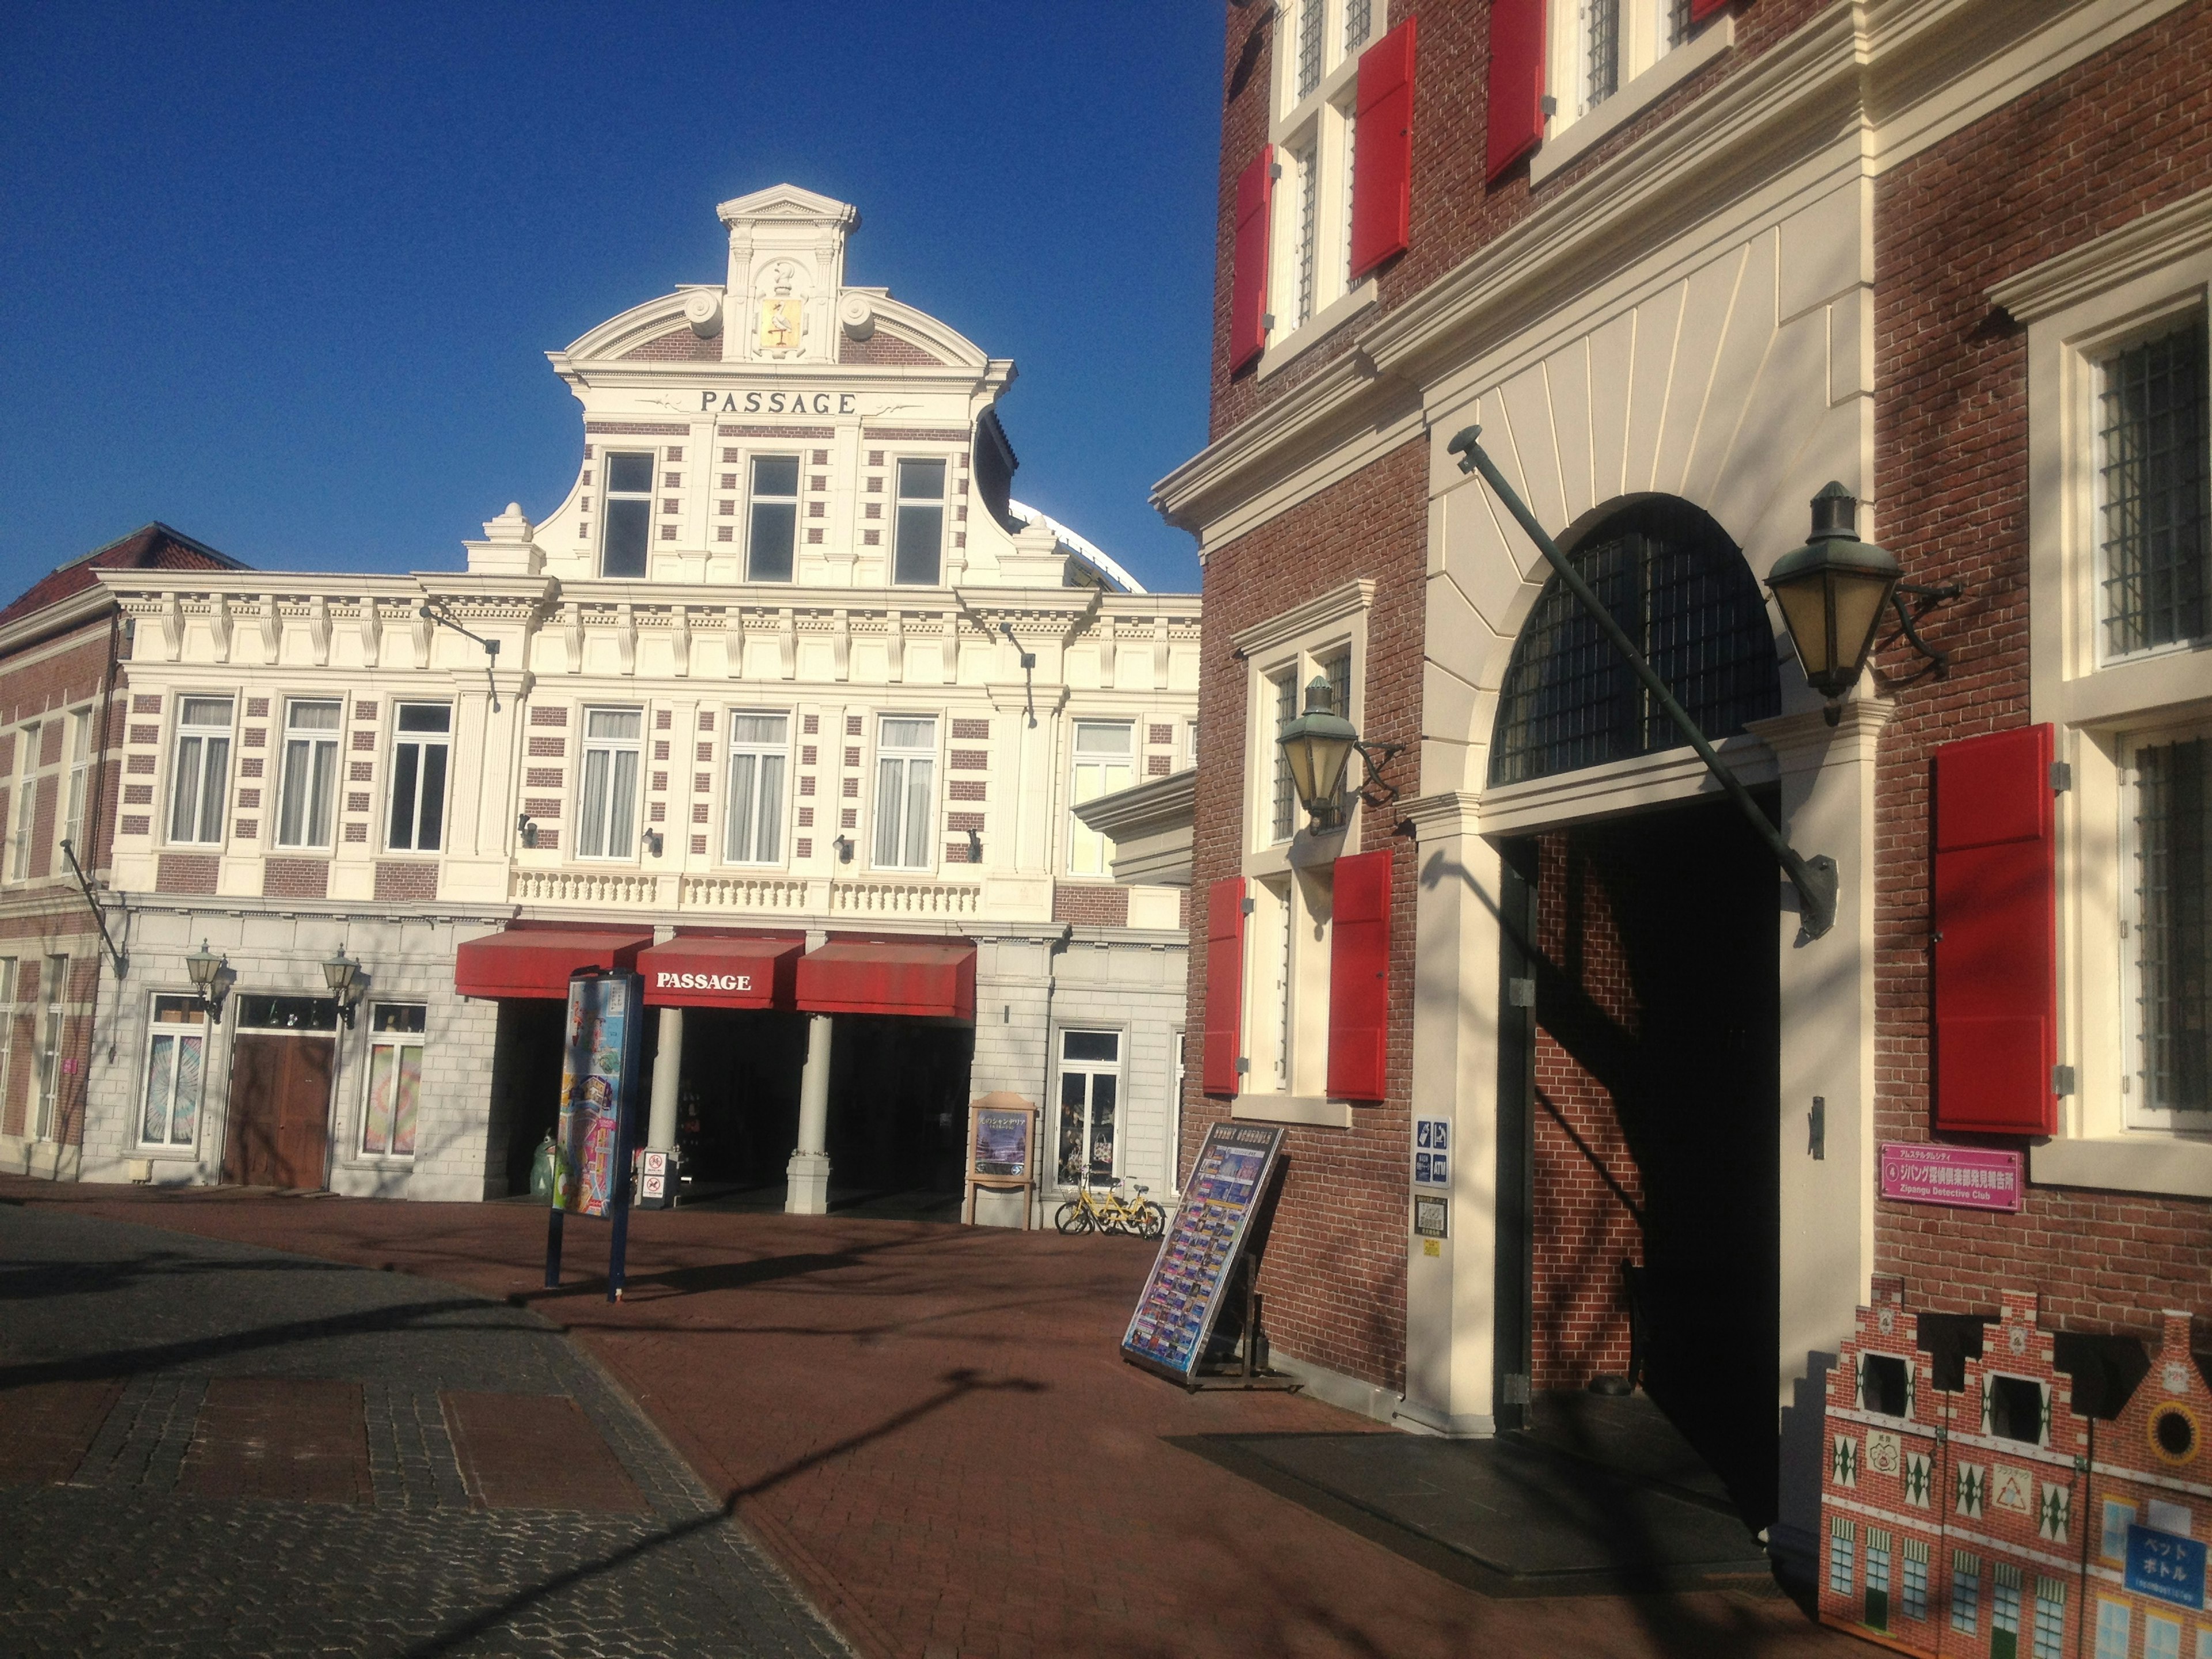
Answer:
top-left (1490, 499), bottom-right (1779, 786)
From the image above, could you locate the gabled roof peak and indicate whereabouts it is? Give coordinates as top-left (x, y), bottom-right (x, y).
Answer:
top-left (716, 183), bottom-right (859, 230)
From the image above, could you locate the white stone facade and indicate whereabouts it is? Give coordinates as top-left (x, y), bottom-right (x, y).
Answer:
top-left (76, 185), bottom-right (1198, 1211)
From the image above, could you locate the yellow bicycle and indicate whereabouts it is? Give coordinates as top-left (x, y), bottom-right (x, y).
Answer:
top-left (1055, 1181), bottom-right (1166, 1238)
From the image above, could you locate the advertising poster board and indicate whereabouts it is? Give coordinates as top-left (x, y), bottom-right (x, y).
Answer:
top-left (1120, 1122), bottom-right (1285, 1383)
top-left (544, 969), bottom-right (643, 1300)
top-left (963, 1092), bottom-right (1037, 1228)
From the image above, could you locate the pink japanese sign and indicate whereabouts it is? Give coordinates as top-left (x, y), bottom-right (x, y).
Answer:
top-left (1878, 1141), bottom-right (2024, 1212)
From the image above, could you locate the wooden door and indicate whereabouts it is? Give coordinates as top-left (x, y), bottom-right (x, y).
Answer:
top-left (224, 1035), bottom-right (334, 1189)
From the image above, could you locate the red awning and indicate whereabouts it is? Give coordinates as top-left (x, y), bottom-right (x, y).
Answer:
top-left (796, 941), bottom-right (976, 1021)
top-left (638, 934), bottom-right (802, 1010)
top-left (454, 927), bottom-right (652, 1001)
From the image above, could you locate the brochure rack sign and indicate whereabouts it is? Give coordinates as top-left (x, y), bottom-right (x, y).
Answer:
top-left (556, 972), bottom-right (639, 1218)
top-left (1121, 1122), bottom-right (1285, 1382)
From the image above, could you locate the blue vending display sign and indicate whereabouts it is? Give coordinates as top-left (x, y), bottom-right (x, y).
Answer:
top-left (2126, 1525), bottom-right (2208, 1611)
top-left (1121, 1122), bottom-right (1286, 1382)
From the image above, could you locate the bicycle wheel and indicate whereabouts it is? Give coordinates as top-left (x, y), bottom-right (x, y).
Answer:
top-left (1055, 1200), bottom-right (1091, 1234)
top-left (1138, 1202), bottom-right (1166, 1238)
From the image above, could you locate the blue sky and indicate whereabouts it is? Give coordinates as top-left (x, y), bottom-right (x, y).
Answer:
top-left (0, 3), bottom-right (1225, 600)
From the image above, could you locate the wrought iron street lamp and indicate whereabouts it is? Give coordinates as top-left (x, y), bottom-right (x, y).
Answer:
top-left (322, 947), bottom-right (364, 1028)
top-left (1766, 484), bottom-right (1902, 725)
top-left (1276, 677), bottom-right (1403, 830)
top-left (185, 938), bottom-right (227, 1017)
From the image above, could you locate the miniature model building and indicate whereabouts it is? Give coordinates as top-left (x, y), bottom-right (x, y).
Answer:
top-left (1820, 1289), bottom-right (2212, 1658)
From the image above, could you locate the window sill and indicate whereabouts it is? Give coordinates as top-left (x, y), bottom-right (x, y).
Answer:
top-left (1529, 17), bottom-right (1735, 188)
top-left (1232, 1094), bottom-right (1353, 1128)
top-left (1256, 278), bottom-right (1380, 382)
top-left (2030, 1134), bottom-right (2212, 1200)
top-left (132, 1146), bottom-right (202, 1161)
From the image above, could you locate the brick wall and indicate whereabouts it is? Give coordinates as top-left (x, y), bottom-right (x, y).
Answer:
top-left (1529, 830), bottom-right (1645, 1390)
top-left (1052, 883), bottom-right (1130, 928)
top-left (1870, 5), bottom-right (2212, 1333)
top-left (1185, 435), bottom-right (1427, 1390)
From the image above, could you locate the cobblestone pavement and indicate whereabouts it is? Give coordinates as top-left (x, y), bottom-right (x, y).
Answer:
top-left (6, 1181), bottom-right (1862, 1659)
top-left (0, 1200), bottom-right (847, 1658)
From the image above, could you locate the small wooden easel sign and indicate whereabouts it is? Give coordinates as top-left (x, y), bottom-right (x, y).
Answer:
top-left (963, 1091), bottom-right (1039, 1229)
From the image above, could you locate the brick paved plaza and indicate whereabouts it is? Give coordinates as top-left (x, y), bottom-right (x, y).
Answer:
top-left (0, 1178), bottom-right (1863, 1657)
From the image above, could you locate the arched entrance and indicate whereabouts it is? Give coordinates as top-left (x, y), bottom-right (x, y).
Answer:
top-left (1488, 497), bottom-right (1785, 1528)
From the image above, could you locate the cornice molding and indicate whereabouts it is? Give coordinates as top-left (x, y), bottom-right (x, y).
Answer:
top-left (0, 584), bottom-right (111, 658)
top-left (1230, 578), bottom-right (1376, 659)
top-left (1987, 185), bottom-right (2212, 324)
top-left (1072, 767), bottom-right (1195, 840)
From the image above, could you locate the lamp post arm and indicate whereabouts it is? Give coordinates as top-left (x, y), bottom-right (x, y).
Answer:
top-left (1448, 426), bottom-right (1837, 940)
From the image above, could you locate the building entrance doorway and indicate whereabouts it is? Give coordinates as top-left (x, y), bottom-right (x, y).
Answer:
top-left (823, 1016), bottom-right (974, 1217)
top-left (673, 1009), bottom-right (807, 1194)
top-left (1500, 792), bottom-right (1781, 1529)
top-left (223, 995), bottom-right (338, 1189)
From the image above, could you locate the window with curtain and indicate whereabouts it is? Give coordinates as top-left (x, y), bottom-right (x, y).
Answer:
top-left (11, 722), bottom-right (38, 878)
top-left (724, 712), bottom-right (789, 864)
top-left (1067, 722), bottom-right (1134, 876)
top-left (60, 709), bottom-right (91, 857)
top-left (167, 698), bottom-right (232, 846)
top-left (873, 716), bottom-right (937, 870)
top-left (360, 1003), bottom-right (426, 1158)
top-left (576, 707), bottom-right (643, 859)
top-left (276, 700), bottom-right (341, 848)
top-left (387, 704), bottom-right (450, 853)
top-left (138, 994), bottom-right (207, 1148)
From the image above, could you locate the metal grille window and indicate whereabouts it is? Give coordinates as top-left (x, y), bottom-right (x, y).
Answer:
top-left (1490, 502), bottom-right (1779, 786)
top-left (139, 994), bottom-right (207, 1148)
top-left (747, 454), bottom-right (800, 582)
top-left (724, 713), bottom-right (789, 865)
top-left (1056, 1029), bottom-right (1121, 1188)
top-left (167, 698), bottom-right (232, 847)
top-left (61, 709), bottom-right (91, 857)
top-left (1667, 0), bottom-right (1694, 47)
top-left (576, 708), bottom-right (642, 859)
top-left (601, 452), bottom-right (654, 578)
top-left (1296, 0), bottom-right (1325, 99)
top-left (276, 700), bottom-right (342, 848)
top-left (1950, 1553), bottom-right (1981, 1634)
top-left (1582, 0), bottom-right (1622, 111)
top-left (1294, 137), bottom-right (1319, 327)
top-left (1270, 671), bottom-right (1298, 842)
top-left (2099, 318), bottom-right (2209, 657)
top-left (893, 459), bottom-right (946, 585)
top-left (386, 704), bottom-right (450, 853)
top-left (2133, 736), bottom-right (2210, 1113)
top-left (1067, 722), bottom-right (1134, 877)
top-left (360, 1003), bottom-right (425, 1158)
top-left (11, 722), bottom-right (38, 878)
top-left (1341, 115), bottom-right (1358, 287)
top-left (1344, 0), bottom-right (1372, 51)
top-left (873, 717), bottom-right (937, 870)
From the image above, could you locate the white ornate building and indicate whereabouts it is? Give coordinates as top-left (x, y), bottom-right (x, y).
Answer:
top-left (73, 184), bottom-right (1199, 1215)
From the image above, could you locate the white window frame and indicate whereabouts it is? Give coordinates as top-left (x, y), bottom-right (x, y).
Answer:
top-left (33, 953), bottom-right (65, 1141)
top-left (1067, 720), bottom-right (1134, 877)
top-left (1528, 2), bottom-right (1734, 187)
top-left (2093, 313), bottom-right (2209, 668)
top-left (137, 993), bottom-right (210, 1150)
top-left (60, 707), bottom-right (92, 859)
top-left (575, 707), bottom-right (644, 861)
top-left (9, 721), bottom-right (39, 880)
top-left (358, 1002), bottom-right (426, 1160)
top-left (165, 696), bottom-right (233, 849)
top-left (723, 710), bottom-right (790, 866)
top-left (746, 453), bottom-right (801, 582)
top-left (275, 699), bottom-right (342, 850)
top-left (872, 715), bottom-right (939, 871)
top-left (891, 457), bottom-right (948, 586)
top-left (601, 449), bottom-right (656, 578)
top-left (385, 703), bottom-right (452, 854)
top-left (1054, 1027), bottom-right (1124, 1191)
top-left (2006, 193), bottom-right (2212, 1199)
top-left (1260, 0), bottom-right (1377, 377)
top-left (0, 958), bottom-right (16, 1127)
top-left (2117, 722), bottom-right (2212, 1132)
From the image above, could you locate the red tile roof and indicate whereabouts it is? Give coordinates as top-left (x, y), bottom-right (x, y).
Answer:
top-left (0, 524), bottom-right (246, 631)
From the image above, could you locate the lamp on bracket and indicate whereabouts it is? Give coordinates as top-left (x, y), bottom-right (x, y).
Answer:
top-left (185, 939), bottom-right (229, 1018)
top-left (322, 947), bottom-right (365, 1029)
top-left (1275, 676), bottom-right (1403, 830)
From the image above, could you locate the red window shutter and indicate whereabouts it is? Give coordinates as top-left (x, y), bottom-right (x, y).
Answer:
top-left (1349, 17), bottom-right (1416, 280)
top-left (1229, 148), bottom-right (1273, 374)
top-left (1688, 0), bottom-right (1736, 21)
top-left (1202, 877), bottom-right (1248, 1096)
top-left (1931, 725), bottom-right (2058, 1136)
top-left (1328, 849), bottom-right (1393, 1101)
top-left (1485, 0), bottom-right (1547, 183)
